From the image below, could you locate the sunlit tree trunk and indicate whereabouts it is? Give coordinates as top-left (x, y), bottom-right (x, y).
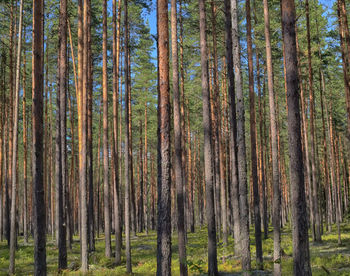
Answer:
top-left (263, 0), bottom-right (281, 273)
top-left (124, 0), bottom-right (132, 272)
top-left (22, 50), bottom-right (28, 244)
top-left (87, 0), bottom-right (95, 253)
top-left (156, 0), bottom-right (172, 274)
top-left (231, 0), bottom-right (251, 271)
top-left (102, 0), bottom-right (111, 258)
top-left (113, 0), bottom-right (122, 264)
top-left (224, 0), bottom-right (240, 254)
top-left (9, 0), bottom-right (23, 272)
top-left (306, 0), bottom-right (321, 242)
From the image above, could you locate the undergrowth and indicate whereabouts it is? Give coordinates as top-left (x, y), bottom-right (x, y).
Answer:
top-left (0, 223), bottom-right (350, 275)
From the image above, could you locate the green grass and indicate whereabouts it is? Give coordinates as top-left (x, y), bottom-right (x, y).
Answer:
top-left (1, 223), bottom-right (350, 275)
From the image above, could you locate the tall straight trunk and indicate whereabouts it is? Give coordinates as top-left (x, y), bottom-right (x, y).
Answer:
top-left (179, 1), bottom-right (187, 239)
top-left (305, 0), bottom-right (321, 242)
top-left (281, 0), bottom-right (311, 274)
top-left (0, 51), bottom-right (6, 243)
top-left (7, 3), bottom-right (14, 246)
top-left (22, 51), bottom-right (28, 244)
top-left (144, 103), bottom-right (149, 233)
top-left (246, 0), bottom-right (262, 270)
top-left (9, 0), bottom-right (23, 272)
top-left (32, 0), bottom-right (47, 273)
top-left (3, 119), bottom-right (9, 246)
top-left (151, 154), bottom-right (156, 230)
top-left (113, 0), bottom-right (122, 264)
top-left (231, 0), bottom-right (251, 271)
top-left (124, 0), bottom-right (132, 272)
top-left (258, 61), bottom-right (268, 240)
top-left (319, 69), bottom-right (331, 232)
top-left (96, 111), bottom-right (102, 238)
top-left (337, 0), bottom-right (350, 134)
top-left (328, 108), bottom-right (341, 244)
top-left (102, 0), bottom-right (111, 258)
top-left (263, 0), bottom-right (281, 273)
top-left (87, 0), bottom-right (94, 253)
top-left (186, 106), bottom-right (195, 233)
top-left (44, 48), bottom-right (51, 238)
top-left (57, 0), bottom-right (68, 269)
top-left (79, 0), bottom-right (89, 270)
top-left (225, 0), bottom-right (240, 254)
top-left (127, 51), bottom-right (137, 237)
top-left (198, 0), bottom-right (218, 274)
top-left (137, 121), bottom-right (144, 232)
top-left (210, 0), bottom-right (221, 238)
top-left (67, 83), bottom-right (74, 249)
top-left (156, 0), bottom-right (172, 274)
top-left (55, 69), bottom-right (61, 249)
top-left (171, 0), bottom-right (187, 274)
top-left (295, 32), bottom-right (314, 233)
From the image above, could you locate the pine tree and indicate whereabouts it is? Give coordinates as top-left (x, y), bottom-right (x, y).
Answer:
top-left (281, 0), bottom-right (311, 274)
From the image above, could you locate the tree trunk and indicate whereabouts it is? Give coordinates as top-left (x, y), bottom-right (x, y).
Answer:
top-left (305, 0), bottom-right (321, 242)
top-left (144, 103), bottom-right (149, 234)
top-left (102, 0), bottom-right (111, 258)
top-left (22, 50), bottom-right (28, 244)
top-left (87, 0), bottom-right (95, 253)
top-left (113, 0), bottom-right (122, 264)
top-left (9, 0), bottom-right (23, 272)
top-left (32, 0), bottom-right (47, 273)
top-left (328, 107), bottom-right (342, 245)
top-left (246, 0), bottom-right (262, 269)
top-left (156, 0), bottom-right (172, 274)
top-left (231, 0), bottom-right (251, 272)
top-left (281, 0), bottom-right (311, 274)
top-left (263, 0), bottom-right (281, 273)
top-left (198, 0), bottom-right (218, 274)
top-left (171, 0), bottom-right (187, 273)
top-left (78, 0), bottom-right (89, 270)
top-left (225, 0), bottom-right (240, 254)
top-left (337, 0), bottom-right (350, 135)
top-left (124, 0), bottom-right (132, 272)
top-left (57, 0), bottom-right (68, 269)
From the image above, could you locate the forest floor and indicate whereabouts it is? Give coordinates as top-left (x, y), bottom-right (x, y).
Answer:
top-left (0, 223), bottom-right (350, 275)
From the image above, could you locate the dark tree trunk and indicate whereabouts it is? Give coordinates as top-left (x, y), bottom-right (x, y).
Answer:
top-left (57, 0), bottom-right (68, 269)
top-left (32, 0), bottom-right (47, 273)
top-left (281, 0), bottom-right (311, 274)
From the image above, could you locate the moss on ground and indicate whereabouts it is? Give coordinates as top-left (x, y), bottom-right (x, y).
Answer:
top-left (0, 223), bottom-right (350, 275)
